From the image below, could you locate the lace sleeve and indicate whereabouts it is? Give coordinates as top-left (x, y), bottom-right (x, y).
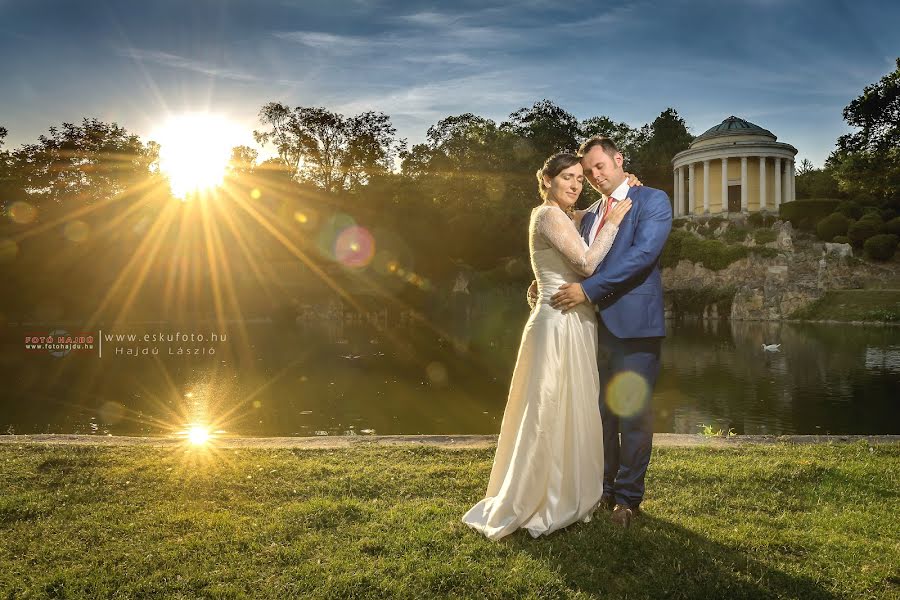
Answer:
top-left (534, 206), bottom-right (619, 276)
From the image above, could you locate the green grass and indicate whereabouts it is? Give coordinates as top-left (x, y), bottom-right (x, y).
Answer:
top-left (1, 443), bottom-right (898, 599)
top-left (791, 289), bottom-right (900, 322)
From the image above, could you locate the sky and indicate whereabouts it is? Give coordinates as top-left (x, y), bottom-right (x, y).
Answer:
top-left (1, 0), bottom-right (899, 167)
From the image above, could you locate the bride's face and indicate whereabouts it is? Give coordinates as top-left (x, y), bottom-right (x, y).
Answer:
top-left (544, 163), bottom-right (584, 208)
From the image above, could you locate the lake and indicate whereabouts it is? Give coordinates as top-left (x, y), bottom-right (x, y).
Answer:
top-left (2, 304), bottom-right (898, 437)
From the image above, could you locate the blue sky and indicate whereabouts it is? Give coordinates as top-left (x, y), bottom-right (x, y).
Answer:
top-left (1, 0), bottom-right (898, 167)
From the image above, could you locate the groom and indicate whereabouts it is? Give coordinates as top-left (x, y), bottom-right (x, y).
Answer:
top-left (551, 136), bottom-right (672, 527)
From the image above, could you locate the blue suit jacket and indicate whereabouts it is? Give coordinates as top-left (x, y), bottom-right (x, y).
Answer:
top-left (579, 185), bottom-right (672, 339)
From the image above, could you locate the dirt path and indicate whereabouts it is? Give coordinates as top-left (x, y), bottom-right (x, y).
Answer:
top-left (1, 433), bottom-right (897, 449)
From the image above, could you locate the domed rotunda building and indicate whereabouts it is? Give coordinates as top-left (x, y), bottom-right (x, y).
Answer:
top-left (671, 116), bottom-right (798, 217)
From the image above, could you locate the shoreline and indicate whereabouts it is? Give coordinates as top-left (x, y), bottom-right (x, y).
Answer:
top-left (1, 433), bottom-right (897, 449)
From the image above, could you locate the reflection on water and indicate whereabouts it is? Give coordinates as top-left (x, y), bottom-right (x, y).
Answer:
top-left (1, 304), bottom-right (898, 436)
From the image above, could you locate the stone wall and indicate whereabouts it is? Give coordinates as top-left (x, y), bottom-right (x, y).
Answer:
top-left (662, 220), bottom-right (884, 320)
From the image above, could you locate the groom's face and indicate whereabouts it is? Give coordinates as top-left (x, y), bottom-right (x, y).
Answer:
top-left (581, 146), bottom-right (624, 196)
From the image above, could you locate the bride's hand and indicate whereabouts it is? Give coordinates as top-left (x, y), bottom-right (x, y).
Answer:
top-left (607, 198), bottom-right (633, 226)
top-left (625, 172), bottom-right (643, 187)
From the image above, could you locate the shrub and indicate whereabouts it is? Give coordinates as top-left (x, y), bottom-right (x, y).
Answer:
top-left (848, 215), bottom-right (884, 247)
top-left (660, 229), bottom-right (690, 268)
top-left (682, 237), bottom-right (748, 271)
top-left (886, 216), bottom-right (900, 236)
top-left (723, 226), bottom-right (751, 244)
top-left (833, 235), bottom-right (851, 244)
top-left (749, 246), bottom-right (778, 258)
top-left (863, 234), bottom-right (899, 261)
top-left (752, 229), bottom-right (778, 245)
top-left (672, 218), bottom-right (690, 229)
top-left (747, 212), bottom-right (777, 228)
top-left (705, 216), bottom-right (726, 230)
top-left (779, 199), bottom-right (840, 230)
top-left (835, 200), bottom-right (864, 220)
top-left (816, 212), bottom-right (851, 242)
top-left (660, 230), bottom-right (748, 271)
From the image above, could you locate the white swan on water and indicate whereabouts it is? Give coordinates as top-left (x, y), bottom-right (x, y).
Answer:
top-left (762, 343), bottom-right (781, 352)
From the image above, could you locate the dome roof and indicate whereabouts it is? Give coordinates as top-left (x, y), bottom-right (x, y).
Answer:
top-left (693, 116), bottom-right (776, 145)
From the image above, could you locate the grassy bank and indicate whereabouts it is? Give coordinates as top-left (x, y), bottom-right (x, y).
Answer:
top-left (1, 443), bottom-right (898, 599)
top-left (791, 289), bottom-right (900, 322)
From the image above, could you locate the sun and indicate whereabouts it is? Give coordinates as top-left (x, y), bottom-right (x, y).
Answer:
top-left (151, 113), bottom-right (243, 199)
top-left (187, 424), bottom-right (211, 445)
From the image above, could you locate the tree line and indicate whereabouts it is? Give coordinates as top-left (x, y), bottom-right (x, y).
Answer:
top-left (0, 59), bottom-right (897, 320)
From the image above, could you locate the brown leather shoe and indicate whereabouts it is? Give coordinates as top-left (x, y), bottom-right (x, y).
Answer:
top-left (611, 504), bottom-right (633, 528)
top-left (598, 493), bottom-right (615, 511)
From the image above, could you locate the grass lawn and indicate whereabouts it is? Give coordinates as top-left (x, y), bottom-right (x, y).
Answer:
top-left (791, 289), bottom-right (900, 322)
top-left (1, 442), bottom-right (898, 599)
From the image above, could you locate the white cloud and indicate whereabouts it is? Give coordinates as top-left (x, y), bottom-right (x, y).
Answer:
top-left (118, 48), bottom-right (258, 82)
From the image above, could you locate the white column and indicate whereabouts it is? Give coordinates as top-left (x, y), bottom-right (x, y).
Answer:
top-left (759, 156), bottom-right (767, 212)
top-left (782, 159), bottom-right (791, 205)
top-left (789, 159), bottom-right (796, 202)
top-left (721, 157), bottom-right (728, 213)
top-left (677, 166), bottom-right (685, 217)
top-left (774, 157), bottom-right (782, 208)
top-left (740, 157), bottom-right (748, 212)
top-left (673, 169), bottom-right (679, 217)
top-left (703, 160), bottom-right (710, 213)
top-left (688, 163), bottom-right (695, 215)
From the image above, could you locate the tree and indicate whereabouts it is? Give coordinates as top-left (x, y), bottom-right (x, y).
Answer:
top-left (253, 103), bottom-right (401, 193)
top-left (500, 100), bottom-right (581, 158)
top-left (579, 116), bottom-right (646, 168)
top-left (630, 108), bottom-right (694, 195)
top-left (0, 126), bottom-right (7, 149)
top-left (228, 145), bottom-right (258, 175)
top-left (795, 166), bottom-right (843, 199)
top-left (8, 118), bottom-right (158, 211)
top-left (797, 158), bottom-right (815, 175)
top-left (827, 58), bottom-right (900, 203)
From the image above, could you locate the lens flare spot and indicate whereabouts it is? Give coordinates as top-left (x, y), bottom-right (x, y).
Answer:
top-left (294, 211), bottom-right (308, 224)
top-left (250, 188), bottom-right (262, 199)
top-left (252, 400), bottom-right (262, 409)
top-left (334, 226), bottom-right (375, 269)
top-left (64, 220), bottom-right (89, 242)
top-left (425, 362), bottom-right (448, 387)
top-left (605, 371), bottom-right (649, 418)
top-left (9, 201), bottom-right (37, 225)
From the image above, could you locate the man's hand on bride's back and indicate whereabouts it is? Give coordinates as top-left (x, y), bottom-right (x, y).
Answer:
top-left (607, 198), bottom-right (633, 226)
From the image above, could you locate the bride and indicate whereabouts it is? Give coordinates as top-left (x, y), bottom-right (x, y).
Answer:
top-left (462, 152), bottom-right (632, 540)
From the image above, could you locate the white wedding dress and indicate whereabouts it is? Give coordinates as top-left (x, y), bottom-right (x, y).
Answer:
top-left (462, 204), bottom-right (620, 540)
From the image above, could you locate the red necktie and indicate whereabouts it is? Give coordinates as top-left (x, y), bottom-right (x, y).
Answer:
top-left (597, 197), bottom-right (616, 229)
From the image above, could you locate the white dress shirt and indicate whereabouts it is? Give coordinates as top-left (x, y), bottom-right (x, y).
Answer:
top-left (588, 178), bottom-right (631, 245)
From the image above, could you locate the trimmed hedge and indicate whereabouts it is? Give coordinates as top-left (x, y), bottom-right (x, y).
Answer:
top-left (863, 234), bottom-right (899, 261)
top-left (779, 199), bottom-right (840, 230)
top-left (723, 226), bottom-right (751, 244)
top-left (816, 213), bottom-right (851, 242)
top-left (833, 235), bottom-right (851, 244)
top-left (752, 229), bottom-right (778, 245)
top-left (886, 216), bottom-right (900, 236)
top-left (835, 200), bottom-right (864, 220)
top-left (848, 214), bottom-right (885, 247)
top-left (747, 212), bottom-right (777, 228)
top-left (661, 230), bottom-right (748, 271)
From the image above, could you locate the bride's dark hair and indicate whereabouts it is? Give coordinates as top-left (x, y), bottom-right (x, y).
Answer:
top-left (536, 152), bottom-right (580, 200)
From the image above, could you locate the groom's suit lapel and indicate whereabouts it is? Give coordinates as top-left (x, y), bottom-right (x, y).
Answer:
top-left (579, 211), bottom-right (595, 244)
top-left (579, 199), bottom-right (601, 244)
